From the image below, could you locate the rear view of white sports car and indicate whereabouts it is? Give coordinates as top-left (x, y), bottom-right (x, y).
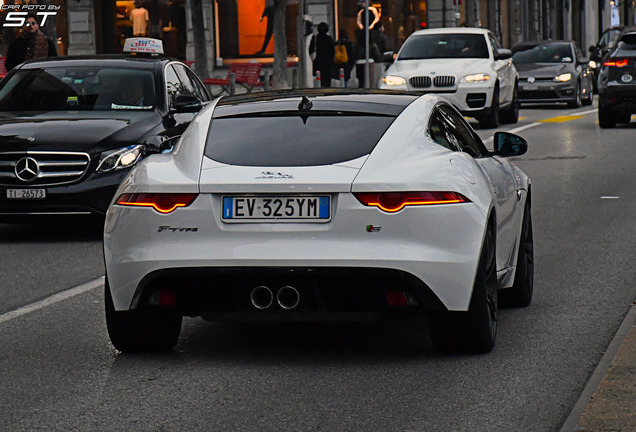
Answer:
top-left (103, 90), bottom-right (533, 354)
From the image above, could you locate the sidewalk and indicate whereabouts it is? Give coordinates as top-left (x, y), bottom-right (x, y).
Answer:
top-left (560, 301), bottom-right (636, 431)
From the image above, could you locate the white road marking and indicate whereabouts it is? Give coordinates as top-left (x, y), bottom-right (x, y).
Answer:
top-left (0, 276), bottom-right (104, 325)
top-left (600, 196), bottom-right (620, 199)
top-left (577, 108), bottom-right (599, 116)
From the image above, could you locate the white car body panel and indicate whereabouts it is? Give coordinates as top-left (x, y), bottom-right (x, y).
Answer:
top-left (104, 93), bottom-right (529, 316)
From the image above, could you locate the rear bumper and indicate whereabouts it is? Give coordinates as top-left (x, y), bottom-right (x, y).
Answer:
top-left (599, 82), bottom-right (636, 111)
top-left (125, 266), bottom-right (448, 320)
top-left (104, 194), bottom-right (487, 312)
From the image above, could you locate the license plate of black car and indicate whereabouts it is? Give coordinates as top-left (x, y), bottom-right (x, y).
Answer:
top-left (6, 189), bottom-right (46, 199)
top-left (222, 195), bottom-right (331, 222)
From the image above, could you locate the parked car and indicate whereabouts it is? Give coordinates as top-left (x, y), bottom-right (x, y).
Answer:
top-left (0, 38), bottom-right (210, 220)
top-left (103, 89), bottom-right (533, 354)
top-left (512, 40), bottom-right (594, 107)
top-left (378, 27), bottom-right (519, 129)
top-left (598, 29), bottom-right (636, 128)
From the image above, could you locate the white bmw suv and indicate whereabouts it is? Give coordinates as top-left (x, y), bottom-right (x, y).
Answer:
top-left (379, 28), bottom-right (519, 128)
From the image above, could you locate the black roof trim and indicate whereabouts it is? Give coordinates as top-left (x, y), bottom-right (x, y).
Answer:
top-left (213, 89), bottom-right (421, 118)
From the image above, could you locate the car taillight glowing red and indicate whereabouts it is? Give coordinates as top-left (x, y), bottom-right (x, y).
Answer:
top-left (604, 58), bottom-right (629, 67)
top-left (353, 191), bottom-right (470, 212)
top-left (116, 193), bottom-right (198, 213)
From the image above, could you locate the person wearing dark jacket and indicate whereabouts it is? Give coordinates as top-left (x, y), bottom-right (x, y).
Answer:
top-left (333, 28), bottom-right (354, 86)
top-left (353, 28), bottom-right (382, 88)
top-left (309, 22), bottom-right (335, 87)
top-left (5, 13), bottom-right (57, 71)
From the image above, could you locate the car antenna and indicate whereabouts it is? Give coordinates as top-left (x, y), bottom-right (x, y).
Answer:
top-left (298, 95), bottom-right (313, 111)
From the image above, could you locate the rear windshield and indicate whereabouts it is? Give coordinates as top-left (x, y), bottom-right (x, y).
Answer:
top-left (204, 115), bottom-right (395, 166)
top-left (0, 67), bottom-right (156, 111)
top-left (618, 34), bottom-right (636, 50)
top-left (398, 34), bottom-right (489, 60)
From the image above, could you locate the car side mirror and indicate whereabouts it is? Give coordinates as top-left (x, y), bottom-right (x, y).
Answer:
top-left (494, 48), bottom-right (513, 60)
top-left (493, 132), bottom-right (527, 157)
top-left (382, 51), bottom-right (395, 63)
top-left (171, 94), bottom-right (203, 113)
top-left (159, 136), bottom-right (180, 154)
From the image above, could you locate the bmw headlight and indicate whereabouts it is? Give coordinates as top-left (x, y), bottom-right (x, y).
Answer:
top-left (97, 145), bottom-right (144, 173)
top-left (553, 73), bottom-right (572, 82)
top-left (461, 73), bottom-right (491, 83)
top-left (382, 75), bottom-right (406, 86)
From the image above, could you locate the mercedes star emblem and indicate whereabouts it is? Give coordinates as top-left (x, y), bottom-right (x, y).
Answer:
top-left (15, 157), bottom-right (40, 182)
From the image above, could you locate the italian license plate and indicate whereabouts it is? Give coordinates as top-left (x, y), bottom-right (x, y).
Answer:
top-left (523, 84), bottom-right (538, 91)
top-left (6, 189), bottom-right (46, 199)
top-left (222, 195), bottom-right (331, 222)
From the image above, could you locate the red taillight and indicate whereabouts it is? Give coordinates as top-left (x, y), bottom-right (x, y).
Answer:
top-left (353, 191), bottom-right (469, 213)
top-left (385, 291), bottom-right (408, 307)
top-left (159, 290), bottom-right (177, 306)
top-left (116, 193), bottom-right (198, 214)
top-left (604, 58), bottom-right (629, 67)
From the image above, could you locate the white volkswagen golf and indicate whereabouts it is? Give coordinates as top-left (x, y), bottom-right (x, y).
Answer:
top-left (379, 28), bottom-right (519, 129)
top-left (103, 90), bottom-right (533, 354)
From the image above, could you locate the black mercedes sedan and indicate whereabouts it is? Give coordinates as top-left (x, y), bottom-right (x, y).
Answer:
top-left (598, 29), bottom-right (636, 128)
top-left (512, 40), bottom-right (594, 107)
top-left (0, 41), bottom-right (210, 219)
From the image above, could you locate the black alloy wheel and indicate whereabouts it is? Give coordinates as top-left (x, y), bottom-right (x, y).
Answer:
top-left (500, 83), bottom-right (520, 124)
top-left (105, 280), bottom-right (182, 352)
top-left (479, 86), bottom-right (500, 129)
top-left (567, 82), bottom-right (582, 108)
top-left (429, 225), bottom-right (498, 354)
top-left (582, 86), bottom-right (594, 106)
top-left (500, 204), bottom-right (534, 307)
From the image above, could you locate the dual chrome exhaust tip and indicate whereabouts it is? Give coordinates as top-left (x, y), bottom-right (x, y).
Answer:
top-left (250, 285), bottom-right (300, 310)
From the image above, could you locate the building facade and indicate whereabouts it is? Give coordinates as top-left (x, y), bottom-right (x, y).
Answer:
top-left (2, 0), bottom-right (635, 82)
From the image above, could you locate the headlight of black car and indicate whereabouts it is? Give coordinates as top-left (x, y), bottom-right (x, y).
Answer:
top-left (96, 145), bottom-right (144, 173)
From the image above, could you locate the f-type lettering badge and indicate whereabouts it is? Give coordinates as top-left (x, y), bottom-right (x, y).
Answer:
top-left (15, 157), bottom-right (40, 182)
top-left (158, 226), bottom-right (199, 233)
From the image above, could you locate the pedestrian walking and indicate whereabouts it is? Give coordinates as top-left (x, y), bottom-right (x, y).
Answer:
top-left (5, 13), bottom-right (57, 72)
top-left (333, 29), bottom-right (354, 87)
top-left (256, 0), bottom-right (274, 55)
top-left (372, 22), bottom-right (390, 55)
top-left (353, 28), bottom-right (382, 88)
top-left (309, 22), bottom-right (335, 87)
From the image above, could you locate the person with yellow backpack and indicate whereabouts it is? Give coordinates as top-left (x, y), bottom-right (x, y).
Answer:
top-left (333, 29), bottom-right (354, 87)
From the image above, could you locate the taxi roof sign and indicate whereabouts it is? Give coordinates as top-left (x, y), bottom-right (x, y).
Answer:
top-left (123, 38), bottom-right (164, 55)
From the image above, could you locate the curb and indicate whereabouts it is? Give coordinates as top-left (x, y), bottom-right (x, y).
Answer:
top-left (559, 300), bottom-right (636, 432)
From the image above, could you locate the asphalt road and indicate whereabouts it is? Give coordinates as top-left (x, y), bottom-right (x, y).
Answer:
top-left (1, 100), bottom-right (635, 431)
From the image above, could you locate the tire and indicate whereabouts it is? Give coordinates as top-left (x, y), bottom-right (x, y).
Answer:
top-left (582, 88), bottom-right (593, 106)
top-left (500, 204), bottom-right (534, 308)
top-left (105, 280), bottom-right (182, 352)
top-left (567, 83), bottom-right (581, 108)
top-left (429, 225), bottom-right (498, 354)
top-left (500, 84), bottom-right (520, 124)
top-left (617, 113), bottom-right (632, 124)
top-left (479, 87), bottom-right (500, 129)
top-left (598, 105), bottom-right (616, 128)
